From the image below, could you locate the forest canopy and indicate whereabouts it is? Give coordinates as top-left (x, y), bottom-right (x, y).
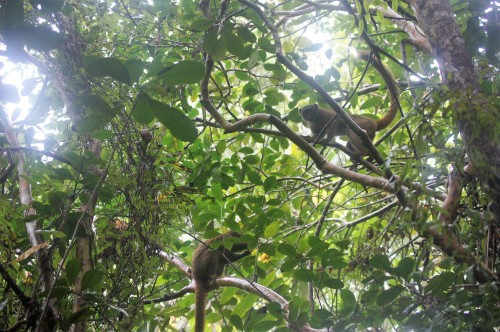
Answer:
top-left (0, 0), bottom-right (500, 331)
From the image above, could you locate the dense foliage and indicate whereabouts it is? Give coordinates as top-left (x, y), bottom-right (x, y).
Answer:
top-left (0, 0), bottom-right (499, 331)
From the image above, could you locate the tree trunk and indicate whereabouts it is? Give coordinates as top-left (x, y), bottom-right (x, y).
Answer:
top-left (411, 0), bottom-right (500, 218)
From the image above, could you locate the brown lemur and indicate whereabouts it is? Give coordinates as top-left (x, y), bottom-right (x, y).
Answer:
top-left (300, 50), bottom-right (400, 156)
top-left (191, 231), bottom-right (250, 332)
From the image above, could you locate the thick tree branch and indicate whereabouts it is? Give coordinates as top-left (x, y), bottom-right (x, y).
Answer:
top-left (195, 1), bottom-right (407, 200)
top-left (410, 0), bottom-right (500, 283)
top-left (372, 5), bottom-right (431, 53)
top-left (422, 225), bottom-right (497, 283)
top-left (411, 0), bottom-right (500, 215)
top-left (0, 110), bottom-right (54, 297)
top-left (158, 250), bottom-right (192, 277)
top-left (238, 0), bottom-right (408, 206)
top-left (439, 166), bottom-right (465, 230)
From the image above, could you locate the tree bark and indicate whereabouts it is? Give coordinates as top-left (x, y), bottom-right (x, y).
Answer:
top-left (411, 0), bottom-right (500, 218)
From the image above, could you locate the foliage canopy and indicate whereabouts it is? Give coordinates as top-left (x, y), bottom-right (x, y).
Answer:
top-left (0, 0), bottom-right (499, 331)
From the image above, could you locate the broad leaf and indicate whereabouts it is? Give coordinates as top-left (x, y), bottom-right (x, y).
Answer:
top-left (157, 60), bottom-right (205, 85)
top-left (85, 56), bottom-right (131, 84)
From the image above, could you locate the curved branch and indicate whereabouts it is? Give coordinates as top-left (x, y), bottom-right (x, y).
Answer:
top-left (236, 0), bottom-right (407, 206)
top-left (423, 225), bottom-right (497, 283)
top-left (158, 250), bottom-right (192, 277)
top-left (439, 166), bottom-right (464, 230)
top-left (154, 250), bottom-right (326, 331)
top-left (198, 8), bottom-right (404, 197)
top-left (143, 285), bottom-right (194, 304)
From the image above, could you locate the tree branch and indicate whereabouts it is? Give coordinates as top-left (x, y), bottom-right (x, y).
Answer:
top-left (237, 0), bottom-right (407, 206)
top-left (0, 263), bottom-right (30, 308)
top-left (371, 5), bottom-right (431, 53)
top-left (154, 250), bottom-right (327, 331)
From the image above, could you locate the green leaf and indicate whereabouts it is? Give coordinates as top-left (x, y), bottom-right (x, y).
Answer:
top-left (254, 320), bottom-right (278, 331)
top-left (243, 83), bottom-right (259, 96)
top-left (277, 243), bottom-right (297, 257)
top-left (76, 94), bottom-right (112, 113)
top-left (62, 213), bottom-right (87, 238)
top-left (153, 105), bottom-right (197, 142)
top-left (322, 278), bottom-right (344, 289)
top-left (220, 287), bottom-right (237, 304)
top-left (211, 182), bottom-right (223, 202)
top-left (239, 147), bottom-right (254, 154)
top-left (281, 260), bottom-right (297, 273)
top-left (246, 171), bottom-right (263, 185)
top-left (369, 254), bottom-right (392, 271)
top-left (132, 93), bottom-right (198, 142)
top-left (98, 183), bottom-right (114, 204)
top-left (307, 236), bottom-right (329, 257)
top-left (263, 221), bottom-right (280, 238)
top-left (146, 51), bottom-right (166, 77)
top-left (360, 96), bottom-right (383, 110)
top-left (321, 249), bottom-right (345, 268)
top-left (334, 239), bottom-right (350, 250)
top-left (392, 0), bottom-right (399, 11)
top-left (92, 129), bottom-right (114, 140)
top-left (237, 26), bottom-right (256, 43)
top-left (74, 95), bottom-right (116, 134)
top-left (394, 257), bottom-right (415, 278)
top-left (229, 315), bottom-right (244, 330)
top-left (267, 302), bottom-right (283, 318)
top-left (340, 289), bottom-right (356, 311)
top-left (205, 312), bottom-right (219, 324)
top-left (294, 269), bottom-right (315, 283)
top-left (425, 272), bottom-right (455, 294)
top-left (65, 258), bottom-right (82, 286)
top-left (350, 92), bottom-right (359, 108)
top-left (264, 89), bottom-right (285, 106)
top-left (376, 285), bottom-right (404, 306)
top-left (223, 29), bottom-right (247, 59)
top-left (132, 93), bottom-right (156, 125)
top-left (263, 176), bottom-right (278, 192)
top-left (124, 59), bottom-right (145, 83)
top-left (52, 168), bottom-right (73, 180)
top-left (81, 269), bottom-right (104, 291)
top-left (311, 309), bottom-right (332, 328)
top-left (85, 56), bottom-right (131, 85)
top-left (77, 116), bottom-right (106, 134)
top-left (202, 29), bottom-right (225, 60)
top-left (216, 141), bottom-right (226, 154)
top-left (49, 285), bottom-right (70, 300)
top-left (157, 60), bottom-right (205, 85)
top-left (244, 155), bottom-right (260, 165)
top-left (233, 294), bottom-right (259, 315)
top-left (189, 18), bottom-right (214, 31)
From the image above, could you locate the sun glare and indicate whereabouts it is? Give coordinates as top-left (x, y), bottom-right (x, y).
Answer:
top-left (0, 56), bottom-right (39, 123)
